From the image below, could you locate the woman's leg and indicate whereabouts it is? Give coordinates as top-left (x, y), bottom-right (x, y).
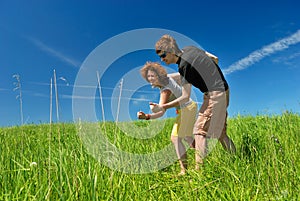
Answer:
top-left (171, 135), bottom-right (187, 175)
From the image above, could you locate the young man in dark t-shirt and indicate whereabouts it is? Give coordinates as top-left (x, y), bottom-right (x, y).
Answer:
top-left (153, 34), bottom-right (236, 169)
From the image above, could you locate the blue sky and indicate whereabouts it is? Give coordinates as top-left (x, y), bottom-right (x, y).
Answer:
top-left (1, 0), bottom-right (299, 127)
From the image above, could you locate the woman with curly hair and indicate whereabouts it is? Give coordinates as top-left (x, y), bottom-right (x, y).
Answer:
top-left (138, 61), bottom-right (197, 175)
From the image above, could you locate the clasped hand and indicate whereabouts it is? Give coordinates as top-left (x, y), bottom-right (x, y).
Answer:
top-left (149, 102), bottom-right (164, 113)
top-left (137, 111), bottom-right (146, 119)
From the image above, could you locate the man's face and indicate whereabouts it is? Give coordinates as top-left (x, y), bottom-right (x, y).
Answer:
top-left (157, 51), bottom-right (176, 65)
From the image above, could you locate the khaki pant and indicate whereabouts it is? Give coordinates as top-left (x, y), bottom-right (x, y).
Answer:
top-left (193, 90), bottom-right (229, 139)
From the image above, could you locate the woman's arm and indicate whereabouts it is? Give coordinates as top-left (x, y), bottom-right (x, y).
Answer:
top-left (160, 83), bottom-right (192, 110)
top-left (149, 89), bottom-right (171, 119)
top-left (138, 89), bottom-right (172, 120)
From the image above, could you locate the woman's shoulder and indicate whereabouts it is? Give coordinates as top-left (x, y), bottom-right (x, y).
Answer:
top-left (167, 73), bottom-right (181, 86)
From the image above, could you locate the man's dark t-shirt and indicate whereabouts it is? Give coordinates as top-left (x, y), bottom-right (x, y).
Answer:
top-left (177, 46), bottom-right (228, 93)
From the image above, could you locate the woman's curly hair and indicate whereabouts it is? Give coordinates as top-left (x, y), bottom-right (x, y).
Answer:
top-left (140, 62), bottom-right (168, 86)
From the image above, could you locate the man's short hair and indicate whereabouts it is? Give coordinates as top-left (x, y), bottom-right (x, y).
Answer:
top-left (155, 34), bottom-right (182, 55)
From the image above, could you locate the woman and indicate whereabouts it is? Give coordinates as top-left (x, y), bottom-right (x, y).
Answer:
top-left (137, 61), bottom-right (197, 175)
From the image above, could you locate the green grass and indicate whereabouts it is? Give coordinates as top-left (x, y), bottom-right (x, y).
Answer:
top-left (0, 112), bottom-right (299, 200)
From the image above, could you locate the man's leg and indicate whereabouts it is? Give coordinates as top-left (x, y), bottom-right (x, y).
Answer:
top-left (193, 93), bottom-right (210, 170)
top-left (194, 134), bottom-right (207, 170)
top-left (184, 136), bottom-right (195, 148)
top-left (219, 123), bottom-right (236, 153)
top-left (219, 90), bottom-right (236, 153)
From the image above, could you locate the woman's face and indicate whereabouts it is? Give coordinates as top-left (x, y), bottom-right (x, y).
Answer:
top-left (147, 70), bottom-right (160, 87)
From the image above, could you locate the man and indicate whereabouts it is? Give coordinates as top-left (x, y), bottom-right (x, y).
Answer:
top-left (153, 34), bottom-right (236, 169)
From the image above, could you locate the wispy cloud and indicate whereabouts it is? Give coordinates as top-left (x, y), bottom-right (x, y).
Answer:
top-left (28, 37), bottom-right (81, 67)
top-left (271, 51), bottom-right (300, 67)
top-left (223, 29), bottom-right (300, 75)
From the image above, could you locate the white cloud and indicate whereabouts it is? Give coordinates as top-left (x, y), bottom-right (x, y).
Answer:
top-left (272, 51), bottom-right (300, 67)
top-left (223, 29), bottom-right (300, 75)
top-left (28, 37), bottom-right (81, 67)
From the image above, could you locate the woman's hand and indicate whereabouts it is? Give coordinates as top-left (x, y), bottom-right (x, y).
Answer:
top-left (149, 102), bottom-right (164, 113)
top-left (137, 111), bottom-right (150, 120)
top-left (137, 111), bottom-right (146, 119)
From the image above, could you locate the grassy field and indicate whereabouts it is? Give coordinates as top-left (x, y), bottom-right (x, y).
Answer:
top-left (0, 112), bottom-right (299, 200)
